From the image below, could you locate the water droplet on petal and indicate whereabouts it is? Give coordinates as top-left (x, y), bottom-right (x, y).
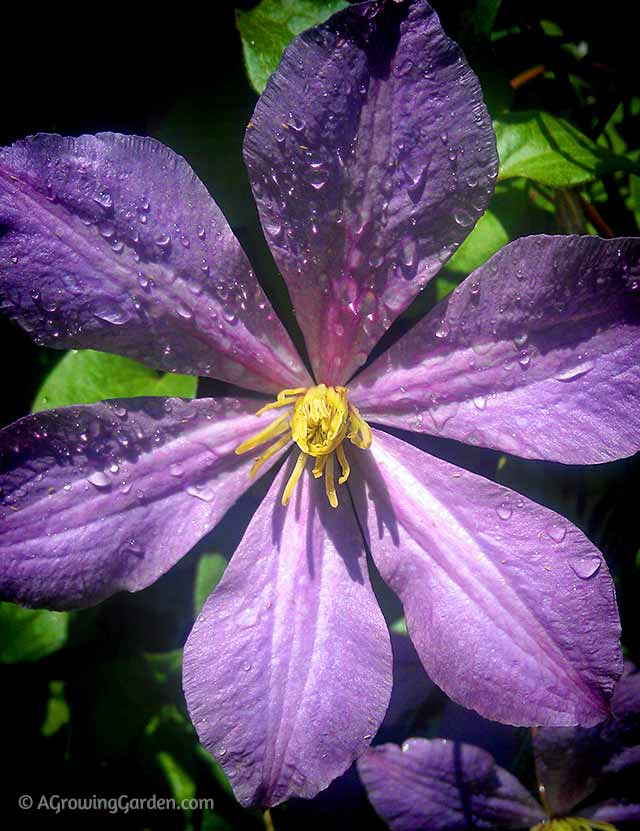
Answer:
top-left (93, 190), bottom-right (113, 210)
top-left (87, 471), bottom-right (110, 489)
top-left (186, 484), bottom-right (214, 502)
top-left (454, 210), bottom-right (473, 227)
top-left (155, 231), bottom-right (171, 248)
top-left (435, 321), bottom-right (451, 339)
top-left (555, 361), bottom-right (594, 382)
top-left (569, 553), bottom-right (601, 579)
top-left (496, 502), bottom-right (512, 520)
top-left (546, 522), bottom-right (567, 543)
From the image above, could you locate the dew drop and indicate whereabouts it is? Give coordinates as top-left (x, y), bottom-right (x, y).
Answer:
top-left (155, 231), bottom-right (171, 248)
top-left (454, 210), bottom-right (473, 227)
top-left (400, 237), bottom-right (417, 268)
top-left (555, 361), bottom-right (594, 382)
top-left (546, 522), bottom-right (567, 543)
top-left (93, 190), bottom-right (113, 210)
top-left (473, 395), bottom-right (487, 410)
top-left (186, 484), bottom-right (214, 502)
top-left (169, 463), bottom-right (184, 477)
top-left (496, 502), bottom-right (512, 521)
top-left (435, 321), bottom-right (451, 339)
top-left (87, 471), bottom-right (110, 489)
top-left (394, 58), bottom-right (413, 77)
top-left (569, 553), bottom-right (601, 579)
top-left (176, 302), bottom-right (193, 320)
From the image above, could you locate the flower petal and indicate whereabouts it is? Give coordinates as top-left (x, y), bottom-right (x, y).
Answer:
top-left (381, 634), bottom-right (435, 736)
top-left (350, 428), bottom-right (622, 726)
top-left (582, 801), bottom-right (640, 822)
top-left (0, 133), bottom-right (309, 393)
top-left (0, 397), bottom-right (284, 609)
top-left (532, 664), bottom-right (640, 816)
top-left (351, 235), bottom-right (640, 463)
top-left (182, 459), bottom-right (393, 807)
top-left (357, 738), bottom-right (544, 831)
top-left (244, 0), bottom-right (497, 384)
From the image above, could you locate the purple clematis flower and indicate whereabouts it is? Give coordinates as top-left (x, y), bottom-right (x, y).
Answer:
top-left (357, 664), bottom-right (640, 830)
top-left (0, 0), bottom-right (639, 809)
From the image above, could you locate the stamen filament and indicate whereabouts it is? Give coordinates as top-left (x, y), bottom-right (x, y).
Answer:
top-left (325, 453), bottom-right (338, 508)
top-left (235, 412), bottom-right (290, 455)
top-left (312, 455), bottom-right (327, 479)
top-left (336, 444), bottom-right (350, 484)
top-left (255, 388), bottom-right (306, 416)
top-left (282, 452), bottom-right (308, 506)
top-left (250, 434), bottom-right (292, 479)
top-left (348, 404), bottom-right (372, 449)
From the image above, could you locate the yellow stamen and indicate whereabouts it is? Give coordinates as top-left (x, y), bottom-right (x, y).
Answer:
top-left (531, 819), bottom-right (618, 831)
top-left (234, 383), bottom-right (372, 509)
top-left (235, 412), bottom-right (291, 455)
top-left (336, 444), bottom-right (350, 484)
top-left (312, 455), bottom-right (327, 479)
top-left (347, 403), bottom-right (372, 449)
top-left (250, 434), bottom-right (292, 479)
top-left (325, 453), bottom-right (338, 508)
top-left (255, 387), bottom-right (306, 416)
top-left (282, 451), bottom-right (308, 506)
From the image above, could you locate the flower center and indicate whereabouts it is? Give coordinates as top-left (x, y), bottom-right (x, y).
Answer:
top-left (235, 384), bottom-right (372, 508)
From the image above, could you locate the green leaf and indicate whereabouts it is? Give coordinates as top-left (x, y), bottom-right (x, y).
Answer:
top-left (156, 751), bottom-right (197, 804)
top-left (236, 0), bottom-right (348, 95)
top-left (194, 553), bottom-right (228, 617)
top-left (495, 111), bottom-right (640, 186)
top-left (443, 210), bottom-right (509, 276)
top-left (32, 349), bottom-right (197, 412)
top-left (41, 680), bottom-right (71, 737)
top-left (0, 602), bottom-right (69, 662)
top-left (468, 0), bottom-right (503, 38)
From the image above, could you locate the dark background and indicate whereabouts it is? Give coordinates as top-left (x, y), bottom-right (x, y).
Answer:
top-left (1, 1), bottom-right (639, 829)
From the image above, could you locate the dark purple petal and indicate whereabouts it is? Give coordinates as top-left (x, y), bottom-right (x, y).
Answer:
top-left (351, 235), bottom-right (640, 463)
top-left (0, 133), bottom-right (309, 393)
top-left (244, 0), bottom-right (497, 385)
top-left (182, 458), bottom-right (393, 808)
top-left (357, 738), bottom-right (544, 830)
top-left (351, 428), bottom-right (622, 726)
top-left (533, 665), bottom-right (640, 816)
top-left (0, 397), bottom-right (284, 609)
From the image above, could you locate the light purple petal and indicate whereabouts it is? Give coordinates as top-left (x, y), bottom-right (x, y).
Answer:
top-left (182, 458), bottom-right (393, 808)
top-left (0, 133), bottom-right (309, 393)
top-left (0, 397), bottom-right (284, 609)
top-left (350, 428), bottom-right (622, 726)
top-left (533, 665), bottom-right (640, 816)
top-left (351, 235), bottom-right (640, 463)
top-left (244, 0), bottom-right (497, 385)
top-left (583, 801), bottom-right (640, 822)
top-left (381, 634), bottom-right (435, 734)
top-left (357, 738), bottom-right (544, 830)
